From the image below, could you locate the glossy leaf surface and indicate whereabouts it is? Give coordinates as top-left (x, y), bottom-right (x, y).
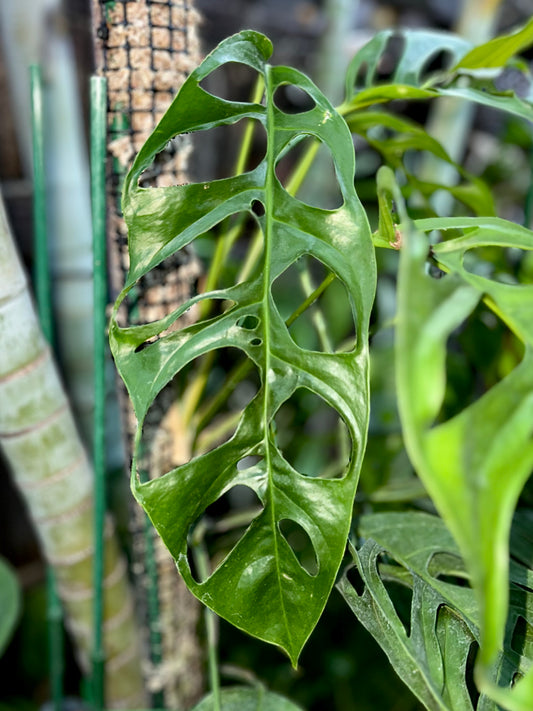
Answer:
top-left (110, 31), bottom-right (376, 664)
top-left (454, 16), bottom-right (533, 70)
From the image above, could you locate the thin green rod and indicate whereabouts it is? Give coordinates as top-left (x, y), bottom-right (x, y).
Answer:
top-left (193, 544), bottom-right (221, 711)
top-left (90, 75), bottom-right (108, 711)
top-left (31, 62), bottom-right (64, 711)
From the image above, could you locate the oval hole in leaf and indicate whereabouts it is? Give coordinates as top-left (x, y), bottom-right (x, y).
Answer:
top-left (427, 552), bottom-right (469, 586)
top-left (193, 213), bottom-right (264, 290)
top-left (271, 254), bottom-right (356, 352)
top-left (137, 134), bottom-right (191, 188)
top-left (435, 301), bottom-right (524, 425)
top-left (237, 454), bottom-right (263, 470)
top-left (189, 118), bottom-right (266, 183)
top-left (375, 34), bottom-right (406, 83)
top-left (138, 347), bottom-right (261, 479)
top-left (275, 137), bottom-right (344, 209)
top-left (274, 387), bottom-right (351, 479)
top-left (236, 314), bottom-right (260, 330)
top-left (377, 554), bottom-right (413, 636)
top-left (199, 61), bottom-right (261, 103)
top-left (278, 519), bottom-right (318, 576)
top-left (273, 84), bottom-right (316, 114)
top-left (511, 615), bottom-right (533, 658)
top-left (346, 563), bottom-right (365, 596)
top-left (251, 199), bottom-right (265, 217)
top-left (187, 484), bottom-right (264, 583)
top-left (130, 298), bottom-right (235, 347)
top-left (131, 296), bottom-right (237, 353)
top-left (463, 246), bottom-right (529, 285)
top-left (465, 640), bottom-right (480, 706)
top-left (353, 61), bottom-right (369, 90)
top-left (419, 49), bottom-right (455, 83)
top-left (123, 247), bottom-right (203, 327)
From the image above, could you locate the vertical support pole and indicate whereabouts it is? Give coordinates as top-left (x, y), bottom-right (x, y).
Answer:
top-left (90, 74), bottom-right (108, 711)
top-left (30, 62), bottom-right (64, 711)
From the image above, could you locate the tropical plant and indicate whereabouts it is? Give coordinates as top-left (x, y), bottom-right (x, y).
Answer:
top-left (110, 18), bottom-right (533, 711)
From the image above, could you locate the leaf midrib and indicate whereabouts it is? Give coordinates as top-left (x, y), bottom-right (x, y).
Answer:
top-left (263, 64), bottom-right (294, 657)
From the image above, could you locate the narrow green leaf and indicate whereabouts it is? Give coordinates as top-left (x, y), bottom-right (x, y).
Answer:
top-left (396, 214), bottom-right (533, 708)
top-left (454, 16), bottom-right (533, 70)
top-left (110, 31), bottom-right (376, 664)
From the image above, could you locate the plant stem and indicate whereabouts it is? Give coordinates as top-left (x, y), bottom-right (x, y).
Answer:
top-left (194, 272), bottom-right (335, 430)
top-left (90, 75), bottom-right (108, 711)
top-left (235, 75), bottom-right (265, 175)
top-left (31, 63), bottom-right (65, 711)
top-left (192, 544), bottom-right (221, 711)
top-left (200, 76), bottom-right (265, 314)
top-left (296, 263), bottom-right (333, 352)
top-left (286, 272), bottom-right (335, 329)
top-left (184, 77), bottom-right (266, 420)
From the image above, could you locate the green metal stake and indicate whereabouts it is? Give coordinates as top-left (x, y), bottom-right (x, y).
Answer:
top-left (30, 63), bottom-right (65, 711)
top-left (90, 75), bottom-right (108, 711)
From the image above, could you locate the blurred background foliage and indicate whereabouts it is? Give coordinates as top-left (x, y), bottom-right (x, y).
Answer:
top-left (1, 0), bottom-right (532, 709)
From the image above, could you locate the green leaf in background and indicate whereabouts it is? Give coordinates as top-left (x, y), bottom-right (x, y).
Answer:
top-left (338, 513), bottom-right (479, 711)
top-left (0, 557), bottom-right (20, 657)
top-left (338, 511), bottom-right (533, 711)
top-left (343, 29), bottom-right (472, 95)
top-left (341, 28), bottom-right (533, 124)
top-left (346, 111), bottom-right (496, 217)
top-left (192, 685), bottom-right (304, 710)
top-left (454, 16), bottom-right (533, 70)
top-left (396, 212), bottom-right (533, 709)
top-left (110, 30), bottom-right (376, 664)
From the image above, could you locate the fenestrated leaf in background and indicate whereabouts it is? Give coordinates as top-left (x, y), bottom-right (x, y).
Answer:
top-left (396, 211), bottom-right (533, 708)
top-left (0, 557), bottom-right (20, 657)
top-left (338, 511), bottom-right (533, 711)
top-left (338, 515), bottom-right (479, 711)
top-left (192, 685), bottom-right (304, 710)
top-left (110, 30), bottom-right (376, 665)
top-left (340, 28), bottom-right (533, 123)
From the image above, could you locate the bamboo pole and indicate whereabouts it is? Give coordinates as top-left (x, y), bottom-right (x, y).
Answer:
top-left (0, 194), bottom-right (146, 708)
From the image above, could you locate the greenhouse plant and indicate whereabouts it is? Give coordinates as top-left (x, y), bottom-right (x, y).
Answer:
top-left (108, 15), bottom-right (533, 711)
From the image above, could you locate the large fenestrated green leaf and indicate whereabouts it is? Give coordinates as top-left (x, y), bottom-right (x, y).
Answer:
top-left (109, 31), bottom-right (376, 664)
top-left (337, 511), bottom-right (533, 711)
top-left (396, 213), bottom-right (533, 709)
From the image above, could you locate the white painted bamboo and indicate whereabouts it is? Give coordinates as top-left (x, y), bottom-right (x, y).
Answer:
top-left (0, 195), bottom-right (146, 708)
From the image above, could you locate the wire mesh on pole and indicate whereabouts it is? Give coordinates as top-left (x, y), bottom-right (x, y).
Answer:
top-left (91, 2), bottom-right (205, 707)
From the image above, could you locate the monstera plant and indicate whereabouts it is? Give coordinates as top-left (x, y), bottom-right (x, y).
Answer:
top-left (110, 19), bottom-right (533, 711)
